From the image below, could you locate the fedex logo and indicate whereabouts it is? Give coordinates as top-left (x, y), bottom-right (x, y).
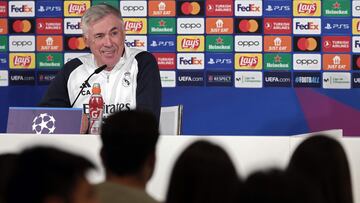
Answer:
top-left (235, 1), bottom-right (262, 16)
top-left (9, 1), bottom-right (35, 17)
top-left (125, 36), bottom-right (147, 51)
top-left (177, 53), bottom-right (204, 69)
top-left (64, 18), bottom-right (82, 34)
top-left (293, 18), bottom-right (321, 34)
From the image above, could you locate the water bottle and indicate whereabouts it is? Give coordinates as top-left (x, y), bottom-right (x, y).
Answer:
top-left (88, 83), bottom-right (104, 134)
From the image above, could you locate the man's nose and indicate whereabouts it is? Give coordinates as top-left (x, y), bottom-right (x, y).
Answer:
top-left (103, 34), bottom-right (112, 46)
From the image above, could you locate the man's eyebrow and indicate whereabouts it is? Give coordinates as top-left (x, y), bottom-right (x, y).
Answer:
top-left (93, 27), bottom-right (120, 36)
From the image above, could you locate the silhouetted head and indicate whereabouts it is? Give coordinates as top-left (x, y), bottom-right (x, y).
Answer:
top-left (287, 135), bottom-right (353, 203)
top-left (166, 140), bottom-right (239, 203)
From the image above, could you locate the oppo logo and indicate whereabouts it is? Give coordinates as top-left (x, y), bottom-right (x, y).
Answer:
top-left (12, 41), bottom-right (32, 47)
top-left (123, 6), bottom-right (144, 11)
top-left (237, 41), bottom-right (260, 47)
top-left (296, 59), bottom-right (318, 65)
top-left (355, 6), bottom-right (360, 11)
top-left (180, 23), bottom-right (202, 29)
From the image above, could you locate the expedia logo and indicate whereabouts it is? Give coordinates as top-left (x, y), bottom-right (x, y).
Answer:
top-left (235, 18), bottom-right (262, 34)
top-left (125, 36), bottom-right (147, 50)
top-left (263, 72), bottom-right (292, 87)
top-left (206, 71), bottom-right (233, 86)
top-left (177, 53), bottom-right (204, 69)
top-left (293, 18), bottom-right (321, 34)
top-left (9, 36), bottom-right (35, 52)
top-left (64, 18), bottom-right (82, 34)
top-left (9, 2), bottom-right (35, 17)
top-left (293, 36), bottom-right (320, 52)
top-left (293, 72), bottom-right (321, 88)
top-left (235, 2), bottom-right (262, 16)
top-left (9, 19), bottom-right (34, 34)
top-left (177, 1), bottom-right (204, 16)
top-left (235, 36), bottom-right (262, 52)
top-left (293, 54), bottom-right (321, 70)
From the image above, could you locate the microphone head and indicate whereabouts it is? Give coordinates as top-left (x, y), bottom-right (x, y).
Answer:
top-left (95, 65), bottom-right (107, 74)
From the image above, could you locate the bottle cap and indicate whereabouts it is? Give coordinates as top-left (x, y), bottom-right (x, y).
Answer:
top-left (92, 83), bottom-right (101, 94)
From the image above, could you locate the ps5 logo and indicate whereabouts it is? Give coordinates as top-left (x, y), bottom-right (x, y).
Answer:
top-left (265, 5), bottom-right (290, 11)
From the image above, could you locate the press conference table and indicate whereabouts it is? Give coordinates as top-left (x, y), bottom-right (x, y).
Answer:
top-left (0, 130), bottom-right (359, 203)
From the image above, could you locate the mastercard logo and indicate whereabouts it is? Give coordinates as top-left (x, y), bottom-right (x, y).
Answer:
top-left (239, 19), bottom-right (259, 32)
top-left (293, 36), bottom-right (320, 52)
top-left (66, 36), bottom-right (87, 51)
top-left (181, 2), bottom-right (201, 15)
top-left (296, 37), bottom-right (318, 51)
top-left (178, 1), bottom-right (204, 16)
top-left (12, 19), bottom-right (32, 33)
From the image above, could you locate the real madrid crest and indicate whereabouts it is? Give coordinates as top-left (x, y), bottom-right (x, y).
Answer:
top-left (122, 72), bottom-right (131, 87)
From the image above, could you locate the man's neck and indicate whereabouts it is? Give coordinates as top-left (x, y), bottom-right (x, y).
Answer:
top-left (107, 174), bottom-right (147, 190)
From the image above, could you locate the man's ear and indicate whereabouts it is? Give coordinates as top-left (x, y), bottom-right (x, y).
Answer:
top-left (83, 35), bottom-right (90, 48)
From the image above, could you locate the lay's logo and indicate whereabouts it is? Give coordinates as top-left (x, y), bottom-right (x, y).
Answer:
top-left (298, 3), bottom-right (316, 14)
top-left (235, 53), bottom-right (262, 70)
top-left (123, 18), bottom-right (147, 34)
top-left (177, 36), bottom-right (204, 52)
top-left (64, 1), bottom-right (90, 17)
top-left (294, 1), bottom-right (321, 16)
top-left (9, 53), bottom-right (35, 69)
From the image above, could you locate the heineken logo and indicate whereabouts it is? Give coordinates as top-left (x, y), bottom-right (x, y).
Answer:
top-left (149, 18), bottom-right (175, 34)
top-left (206, 35), bottom-right (233, 52)
top-left (264, 54), bottom-right (291, 70)
top-left (37, 53), bottom-right (63, 69)
top-left (323, 0), bottom-right (350, 16)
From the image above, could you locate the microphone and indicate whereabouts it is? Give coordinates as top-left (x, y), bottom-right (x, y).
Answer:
top-left (71, 64), bottom-right (107, 107)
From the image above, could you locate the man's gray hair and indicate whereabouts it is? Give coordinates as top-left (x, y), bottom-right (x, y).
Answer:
top-left (81, 4), bottom-right (123, 35)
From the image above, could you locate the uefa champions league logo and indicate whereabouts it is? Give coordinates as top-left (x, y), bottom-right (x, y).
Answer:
top-left (32, 113), bottom-right (56, 134)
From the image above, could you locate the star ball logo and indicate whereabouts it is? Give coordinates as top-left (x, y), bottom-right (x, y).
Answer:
top-left (177, 1), bottom-right (204, 17)
top-left (9, 18), bottom-right (35, 34)
top-left (32, 113), bottom-right (56, 134)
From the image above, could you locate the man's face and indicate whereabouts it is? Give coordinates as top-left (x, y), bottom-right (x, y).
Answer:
top-left (84, 14), bottom-right (125, 69)
top-left (70, 177), bottom-right (99, 203)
